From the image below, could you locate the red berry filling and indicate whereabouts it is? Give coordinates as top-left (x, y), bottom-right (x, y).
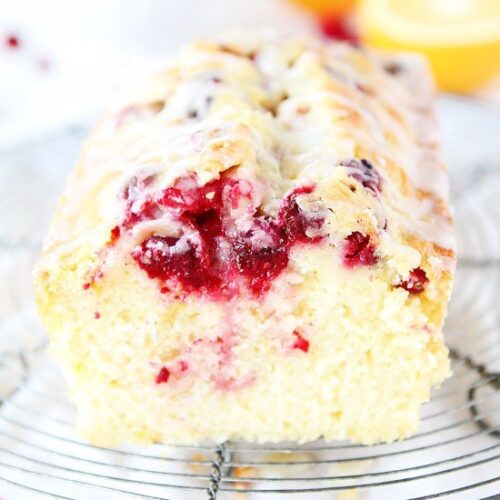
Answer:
top-left (134, 235), bottom-right (227, 295)
top-left (398, 267), bottom-right (428, 294)
top-left (341, 159), bottom-right (382, 195)
top-left (155, 367), bottom-right (170, 384)
top-left (292, 330), bottom-right (310, 352)
top-left (343, 231), bottom-right (378, 267)
top-left (129, 175), bottom-right (326, 298)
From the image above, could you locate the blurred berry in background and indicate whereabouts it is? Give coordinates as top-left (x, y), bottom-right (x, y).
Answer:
top-left (290, 0), bottom-right (358, 43)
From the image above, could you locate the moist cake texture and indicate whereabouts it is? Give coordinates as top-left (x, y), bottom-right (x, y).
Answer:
top-left (34, 34), bottom-right (455, 446)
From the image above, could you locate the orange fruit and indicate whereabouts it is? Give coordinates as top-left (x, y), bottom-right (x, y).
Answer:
top-left (290, 0), bottom-right (357, 16)
top-left (358, 0), bottom-right (500, 93)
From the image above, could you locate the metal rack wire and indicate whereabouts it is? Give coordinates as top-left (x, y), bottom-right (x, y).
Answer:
top-left (0, 95), bottom-right (499, 499)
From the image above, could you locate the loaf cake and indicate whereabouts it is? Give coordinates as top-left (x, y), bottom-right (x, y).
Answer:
top-left (34, 34), bottom-right (455, 446)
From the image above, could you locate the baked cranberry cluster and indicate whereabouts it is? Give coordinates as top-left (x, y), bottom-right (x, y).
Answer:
top-left (341, 158), bottom-right (382, 195)
top-left (123, 174), bottom-right (326, 298)
top-left (108, 167), bottom-right (428, 299)
top-left (343, 231), bottom-right (378, 267)
top-left (398, 267), bottom-right (428, 295)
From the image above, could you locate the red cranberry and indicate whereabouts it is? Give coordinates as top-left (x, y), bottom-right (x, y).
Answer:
top-left (232, 225), bottom-right (289, 296)
top-left (343, 231), bottom-right (378, 267)
top-left (278, 186), bottom-right (324, 244)
top-left (5, 34), bottom-right (20, 49)
top-left (398, 267), bottom-right (428, 294)
top-left (341, 159), bottom-right (382, 195)
top-left (292, 330), bottom-right (309, 352)
top-left (94, 312), bottom-right (101, 319)
top-left (319, 15), bottom-right (358, 44)
top-left (108, 225), bottom-right (120, 245)
top-left (155, 367), bottom-right (170, 384)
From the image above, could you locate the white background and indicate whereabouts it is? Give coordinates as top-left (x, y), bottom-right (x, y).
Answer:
top-left (0, 0), bottom-right (315, 147)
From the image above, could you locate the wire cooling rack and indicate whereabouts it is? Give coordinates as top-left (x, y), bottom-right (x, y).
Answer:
top-left (0, 95), bottom-right (499, 500)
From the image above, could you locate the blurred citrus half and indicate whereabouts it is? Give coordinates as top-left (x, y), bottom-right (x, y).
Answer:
top-left (290, 0), bottom-right (357, 16)
top-left (358, 0), bottom-right (500, 93)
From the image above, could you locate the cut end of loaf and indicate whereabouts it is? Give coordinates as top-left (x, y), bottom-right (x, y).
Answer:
top-left (34, 33), bottom-right (454, 446)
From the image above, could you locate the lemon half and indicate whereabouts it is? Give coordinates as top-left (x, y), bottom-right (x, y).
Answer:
top-left (358, 0), bottom-right (500, 92)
